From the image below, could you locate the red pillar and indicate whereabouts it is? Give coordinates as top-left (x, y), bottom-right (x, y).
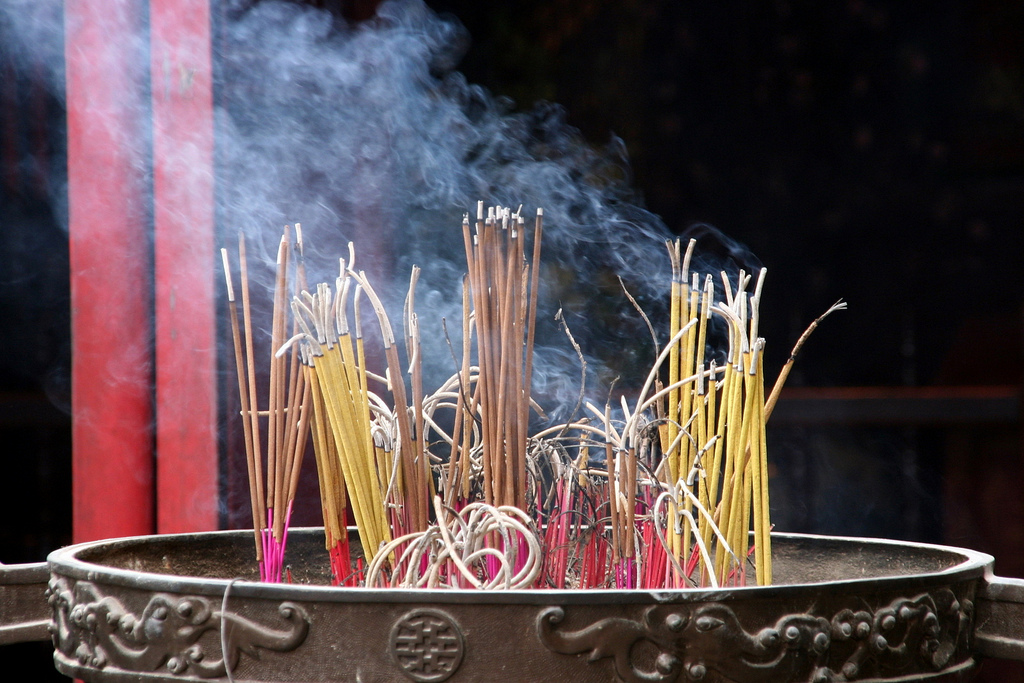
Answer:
top-left (151, 0), bottom-right (219, 533)
top-left (68, 0), bottom-right (221, 541)
top-left (66, 0), bottom-right (154, 543)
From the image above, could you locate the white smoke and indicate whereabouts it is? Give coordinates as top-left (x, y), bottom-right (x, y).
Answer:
top-left (3, 0), bottom-right (731, 420)
top-left (216, 0), bottom-right (677, 418)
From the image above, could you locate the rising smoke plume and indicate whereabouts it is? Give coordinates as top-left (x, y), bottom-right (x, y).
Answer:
top-left (2, 0), bottom-right (765, 421)
top-left (216, 0), bottom-right (688, 418)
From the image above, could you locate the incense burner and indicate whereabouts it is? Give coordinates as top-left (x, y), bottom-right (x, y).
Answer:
top-left (3, 528), bottom-right (1024, 682)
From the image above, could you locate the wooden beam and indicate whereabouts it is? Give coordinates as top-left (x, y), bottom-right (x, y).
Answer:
top-left (769, 386), bottom-right (1020, 425)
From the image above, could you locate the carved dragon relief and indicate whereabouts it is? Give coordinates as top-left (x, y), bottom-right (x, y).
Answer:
top-left (46, 576), bottom-right (310, 679)
top-left (538, 588), bottom-right (973, 683)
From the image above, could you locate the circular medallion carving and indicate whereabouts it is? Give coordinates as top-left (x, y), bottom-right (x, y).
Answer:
top-left (390, 608), bottom-right (465, 682)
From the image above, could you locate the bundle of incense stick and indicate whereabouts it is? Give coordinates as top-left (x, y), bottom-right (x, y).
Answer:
top-left (661, 238), bottom-right (772, 586)
top-left (221, 227), bottom-right (312, 583)
top-left (224, 206), bottom-right (842, 590)
top-left (281, 251), bottom-right (437, 584)
top-left (290, 269), bottom-right (395, 577)
top-left (454, 203), bottom-right (542, 512)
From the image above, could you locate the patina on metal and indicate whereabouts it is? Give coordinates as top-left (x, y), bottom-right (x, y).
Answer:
top-left (3, 529), bottom-right (1024, 682)
top-left (0, 560), bottom-right (50, 645)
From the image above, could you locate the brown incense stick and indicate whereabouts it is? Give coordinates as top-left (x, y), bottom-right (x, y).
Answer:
top-left (764, 299), bottom-right (847, 421)
top-left (222, 247), bottom-right (263, 561)
top-left (237, 234), bottom-right (266, 533)
top-left (270, 232), bottom-right (290, 540)
top-left (520, 209), bottom-right (543, 510)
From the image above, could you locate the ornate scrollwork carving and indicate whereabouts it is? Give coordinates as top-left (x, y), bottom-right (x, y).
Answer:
top-left (46, 576), bottom-right (310, 678)
top-left (538, 588), bottom-right (973, 682)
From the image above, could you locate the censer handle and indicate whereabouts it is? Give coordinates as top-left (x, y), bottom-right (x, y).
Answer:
top-left (0, 561), bottom-right (51, 644)
top-left (975, 571), bottom-right (1024, 660)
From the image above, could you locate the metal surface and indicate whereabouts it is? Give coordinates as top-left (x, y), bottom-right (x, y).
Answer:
top-left (974, 571), bottom-right (1024, 661)
top-left (5, 529), bottom-right (1024, 680)
top-left (0, 561), bottom-right (50, 645)
top-left (2, 528), bottom-right (1012, 682)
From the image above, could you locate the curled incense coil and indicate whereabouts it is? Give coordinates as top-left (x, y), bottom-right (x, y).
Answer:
top-left (650, 473), bottom-right (740, 589)
top-left (365, 498), bottom-right (543, 590)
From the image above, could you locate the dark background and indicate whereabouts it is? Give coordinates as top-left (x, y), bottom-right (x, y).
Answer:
top-left (2, 0), bottom-right (1023, 679)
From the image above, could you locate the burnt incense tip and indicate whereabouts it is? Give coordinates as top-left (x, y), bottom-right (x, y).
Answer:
top-left (353, 284), bottom-right (364, 338)
top-left (753, 267), bottom-right (767, 302)
top-left (682, 238), bottom-right (697, 271)
top-left (749, 337), bottom-right (765, 374)
top-left (827, 299), bottom-right (848, 315)
top-left (220, 248), bottom-right (235, 302)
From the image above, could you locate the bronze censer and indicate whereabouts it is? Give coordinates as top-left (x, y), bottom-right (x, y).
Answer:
top-left (3, 527), bottom-right (1024, 682)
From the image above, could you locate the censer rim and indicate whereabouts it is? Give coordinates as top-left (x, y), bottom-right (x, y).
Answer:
top-left (45, 528), bottom-right (992, 605)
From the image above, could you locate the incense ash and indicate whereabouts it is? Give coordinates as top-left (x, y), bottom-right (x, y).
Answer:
top-left (221, 202), bottom-right (844, 591)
